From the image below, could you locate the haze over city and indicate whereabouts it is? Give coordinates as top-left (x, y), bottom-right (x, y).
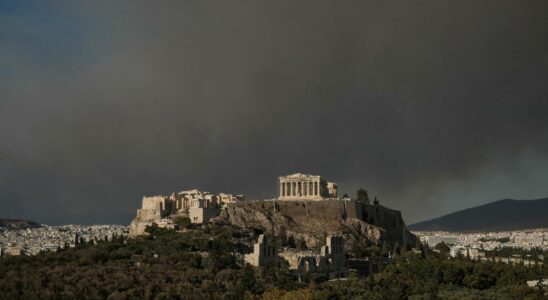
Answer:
top-left (2, 1), bottom-right (548, 226)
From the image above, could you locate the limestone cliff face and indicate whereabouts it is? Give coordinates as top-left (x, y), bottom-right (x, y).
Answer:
top-left (128, 206), bottom-right (168, 238)
top-left (218, 200), bottom-right (416, 250)
top-left (129, 219), bottom-right (152, 238)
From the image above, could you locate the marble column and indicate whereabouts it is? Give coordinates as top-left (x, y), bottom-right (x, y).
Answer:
top-left (286, 182), bottom-right (289, 196)
top-left (287, 182), bottom-right (290, 196)
top-left (317, 181), bottom-right (321, 197)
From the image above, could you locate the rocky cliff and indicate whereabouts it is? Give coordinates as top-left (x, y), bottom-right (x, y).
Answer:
top-left (218, 200), bottom-right (416, 250)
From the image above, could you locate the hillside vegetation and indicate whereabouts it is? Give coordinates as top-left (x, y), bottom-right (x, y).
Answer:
top-left (0, 223), bottom-right (547, 299)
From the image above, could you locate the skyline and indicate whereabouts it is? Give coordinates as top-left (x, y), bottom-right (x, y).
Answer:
top-left (2, 1), bottom-right (548, 225)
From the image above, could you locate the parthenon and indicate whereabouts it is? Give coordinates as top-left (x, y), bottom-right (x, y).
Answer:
top-left (278, 173), bottom-right (337, 200)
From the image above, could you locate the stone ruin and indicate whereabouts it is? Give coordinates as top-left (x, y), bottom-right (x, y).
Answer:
top-left (246, 233), bottom-right (348, 279)
top-left (244, 234), bottom-right (280, 267)
top-left (129, 189), bottom-right (244, 237)
top-left (278, 173), bottom-right (338, 201)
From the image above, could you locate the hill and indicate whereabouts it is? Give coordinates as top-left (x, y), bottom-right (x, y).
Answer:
top-left (409, 197), bottom-right (548, 232)
top-left (0, 218), bottom-right (41, 229)
top-left (219, 200), bottom-right (417, 250)
top-left (130, 198), bottom-right (418, 251)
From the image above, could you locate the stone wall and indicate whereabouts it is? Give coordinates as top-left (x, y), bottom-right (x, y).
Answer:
top-left (244, 234), bottom-right (279, 267)
top-left (189, 207), bottom-right (220, 224)
top-left (277, 235), bottom-right (348, 278)
top-left (129, 189), bottom-right (236, 237)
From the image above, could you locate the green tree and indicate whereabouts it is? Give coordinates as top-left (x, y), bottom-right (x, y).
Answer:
top-left (381, 241), bottom-right (390, 258)
top-left (356, 188), bottom-right (370, 204)
top-left (175, 217), bottom-right (192, 229)
top-left (392, 241), bottom-right (400, 256)
top-left (402, 226), bottom-right (408, 253)
top-left (296, 238), bottom-right (307, 251)
top-left (287, 236), bottom-right (297, 248)
top-left (434, 242), bottom-right (450, 255)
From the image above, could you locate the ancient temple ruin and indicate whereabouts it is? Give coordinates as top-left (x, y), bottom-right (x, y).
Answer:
top-left (129, 189), bottom-right (244, 237)
top-left (278, 173), bottom-right (337, 200)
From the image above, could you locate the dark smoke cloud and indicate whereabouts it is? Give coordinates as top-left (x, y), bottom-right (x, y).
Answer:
top-left (1, 1), bottom-right (548, 224)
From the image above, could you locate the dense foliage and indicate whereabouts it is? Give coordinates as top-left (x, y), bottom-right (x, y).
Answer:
top-left (484, 246), bottom-right (546, 261)
top-left (0, 224), bottom-right (547, 299)
top-left (313, 253), bottom-right (547, 300)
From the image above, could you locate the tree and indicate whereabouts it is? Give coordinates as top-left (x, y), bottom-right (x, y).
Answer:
top-left (392, 241), bottom-right (400, 256)
top-left (381, 241), bottom-right (390, 258)
top-left (356, 188), bottom-right (370, 204)
top-left (434, 242), bottom-right (450, 255)
top-left (175, 217), bottom-right (192, 229)
top-left (342, 193), bottom-right (349, 199)
top-left (402, 227), bottom-right (408, 253)
top-left (278, 226), bottom-right (288, 248)
top-left (296, 238), bottom-right (307, 251)
top-left (287, 236), bottom-right (297, 248)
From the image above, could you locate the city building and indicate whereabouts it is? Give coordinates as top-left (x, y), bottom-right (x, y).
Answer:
top-left (0, 225), bottom-right (128, 256)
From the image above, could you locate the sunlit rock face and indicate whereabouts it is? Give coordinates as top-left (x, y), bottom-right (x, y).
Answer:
top-left (219, 200), bottom-right (416, 251)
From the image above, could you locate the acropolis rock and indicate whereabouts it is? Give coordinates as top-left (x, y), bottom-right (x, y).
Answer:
top-left (219, 199), bottom-right (416, 251)
top-left (128, 173), bottom-right (416, 253)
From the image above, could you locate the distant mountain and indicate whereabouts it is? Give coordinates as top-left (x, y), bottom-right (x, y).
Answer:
top-left (0, 219), bottom-right (41, 229)
top-left (409, 198), bottom-right (548, 232)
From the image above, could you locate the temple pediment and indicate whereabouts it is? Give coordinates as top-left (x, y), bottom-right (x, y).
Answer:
top-left (285, 173), bottom-right (317, 178)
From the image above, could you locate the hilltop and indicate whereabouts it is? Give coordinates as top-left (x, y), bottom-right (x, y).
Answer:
top-left (129, 195), bottom-right (418, 252)
top-left (409, 197), bottom-right (548, 232)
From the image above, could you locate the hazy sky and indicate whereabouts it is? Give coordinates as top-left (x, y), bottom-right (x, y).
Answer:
top-left (2, 1), bottom-right (548, 225)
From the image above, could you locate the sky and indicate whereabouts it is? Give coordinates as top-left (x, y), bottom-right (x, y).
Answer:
top-left (1, 1), bottom-right (548, 225)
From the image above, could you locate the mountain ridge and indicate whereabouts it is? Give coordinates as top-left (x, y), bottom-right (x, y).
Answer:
top-left (0, 218), bottom-right (41, 229)
top-left (408, 197), bottom-right (548, 232)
